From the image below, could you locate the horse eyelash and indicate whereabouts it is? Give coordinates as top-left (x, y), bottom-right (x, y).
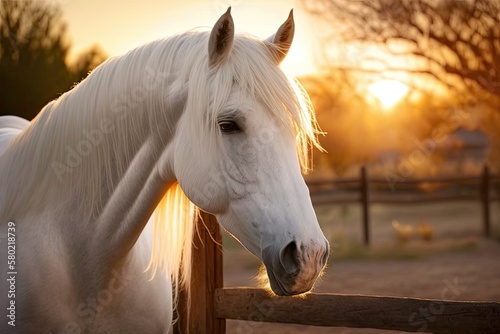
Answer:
top-left (218, 120), bottom-right (242, 133)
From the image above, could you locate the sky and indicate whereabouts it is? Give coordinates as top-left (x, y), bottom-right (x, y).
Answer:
top-left (59, 0), bottom-right (323, 76)
top-left (57, 0), bottom-right (418, 107)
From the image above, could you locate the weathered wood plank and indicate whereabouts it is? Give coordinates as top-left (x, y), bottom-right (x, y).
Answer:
top-left (307, 174), bottom-right (487, 187)
top-left (215, 288), bottom-right (500, 334)
top-left (481, 165), bottom-right (491, 237)
top-left (311, 192), bottom-right (488, 204)
top-left (204, 212), bottom-right (225, 333)
top-left (360, 166), bottom-right (370, 245)
top-left (173, 212), bottom-right (225, 334)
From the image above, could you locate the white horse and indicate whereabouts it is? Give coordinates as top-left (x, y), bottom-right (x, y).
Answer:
top-left (0, 9), bottom-right (329, 333)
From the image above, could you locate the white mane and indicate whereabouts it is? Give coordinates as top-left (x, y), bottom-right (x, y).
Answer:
top-left (0, 29), bottom-right (320, 298)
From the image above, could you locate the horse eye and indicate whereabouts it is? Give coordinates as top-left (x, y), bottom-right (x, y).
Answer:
top-left (219, 121), bottom-right (241, 133)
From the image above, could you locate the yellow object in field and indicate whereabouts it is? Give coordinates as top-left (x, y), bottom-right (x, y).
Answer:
top-left (391, 220), bottom-right (414, 242)
top-left (417, 219), bottom-right (434, 241)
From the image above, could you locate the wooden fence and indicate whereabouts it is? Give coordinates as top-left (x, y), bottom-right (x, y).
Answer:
top-left (175, 212), bottom-right (500, 333)
top-left (174, 167), bottom-right (500, 332)
top-left (307, 165), bottom-right (500, 244)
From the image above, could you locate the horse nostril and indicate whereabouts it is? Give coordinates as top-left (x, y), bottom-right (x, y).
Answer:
top-left (321, 241), bottom-right (330, 267)
top-left (280, 240), bottom-right (300, 274)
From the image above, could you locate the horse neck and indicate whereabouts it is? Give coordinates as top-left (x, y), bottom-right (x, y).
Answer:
top-left (0, 43), bottom-right (184, 223)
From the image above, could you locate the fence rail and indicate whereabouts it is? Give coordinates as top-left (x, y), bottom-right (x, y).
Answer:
top-left (176, 211), bottom-right (500, 333)
top-left (307, 165), bottom-right (499, 244)
top-left (215, 287), bottom-right (500, 334)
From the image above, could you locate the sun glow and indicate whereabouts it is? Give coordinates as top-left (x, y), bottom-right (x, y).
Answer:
top-left (368, 80), bottom-right (409, 109)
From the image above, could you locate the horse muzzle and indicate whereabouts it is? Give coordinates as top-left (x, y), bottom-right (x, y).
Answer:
top-left (261, 239), bottom-right (329, 296)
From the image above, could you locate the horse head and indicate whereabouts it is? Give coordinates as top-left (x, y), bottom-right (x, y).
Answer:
top-left (172, 8), bottom-right (329, 296)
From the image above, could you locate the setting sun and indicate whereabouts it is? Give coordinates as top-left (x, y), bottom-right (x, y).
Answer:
top-left (368, 80), bottom-right (409, 109)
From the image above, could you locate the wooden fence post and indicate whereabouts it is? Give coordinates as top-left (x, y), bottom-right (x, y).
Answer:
top-left (481, 165), bottom-right (491, 238)
top-left (173, 211), bottom-right (225, 334)
top-left (360, 166), bottom-right (370, 245)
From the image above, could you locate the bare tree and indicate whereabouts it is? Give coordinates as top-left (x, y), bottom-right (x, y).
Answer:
top-left (302, 0), bottom-right (500, 106)
top-left (300, 72), bottom-right (375, 176)
top-left (72, 45), bottom-right (108, 81)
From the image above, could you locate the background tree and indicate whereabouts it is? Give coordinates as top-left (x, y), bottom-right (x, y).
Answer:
top-left (0, 0), bottom-right (107, 120)
top-left (300, 72), bottom-right (375, 176)
top-left (71, 45), bottom-right (108, 82)
top-left (302, 0), bottom-right (500, 107)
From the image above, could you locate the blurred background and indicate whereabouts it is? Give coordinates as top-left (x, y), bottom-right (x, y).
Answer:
top-left (1, 0), bottom-right (499, 333)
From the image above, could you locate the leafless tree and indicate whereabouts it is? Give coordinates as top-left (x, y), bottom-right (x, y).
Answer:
top-left (302, 0), bottom-right (499, 107)
top-left (300, 72), bottom-right (375, 176)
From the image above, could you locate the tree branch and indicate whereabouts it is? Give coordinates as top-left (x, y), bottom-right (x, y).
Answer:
top-left (302, 0), bottom-right (500, 104)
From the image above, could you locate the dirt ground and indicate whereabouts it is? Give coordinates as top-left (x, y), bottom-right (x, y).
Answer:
top-left (221, 202), bottom-right (500, 334)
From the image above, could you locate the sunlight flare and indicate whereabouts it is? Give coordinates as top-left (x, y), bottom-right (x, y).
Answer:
top-left (368, 80), bottom-right (409, 109)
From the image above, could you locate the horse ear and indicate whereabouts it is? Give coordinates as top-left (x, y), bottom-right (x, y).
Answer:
top-left (208, 7), bottom-right (234, 67)
top-left (266, 9), bottom-right (295, 65)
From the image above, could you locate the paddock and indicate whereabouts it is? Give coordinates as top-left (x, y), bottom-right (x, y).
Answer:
top-left (173, 212), bottom-right (500, 334)
top-left (307, 166), bottom-right (500, 245)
